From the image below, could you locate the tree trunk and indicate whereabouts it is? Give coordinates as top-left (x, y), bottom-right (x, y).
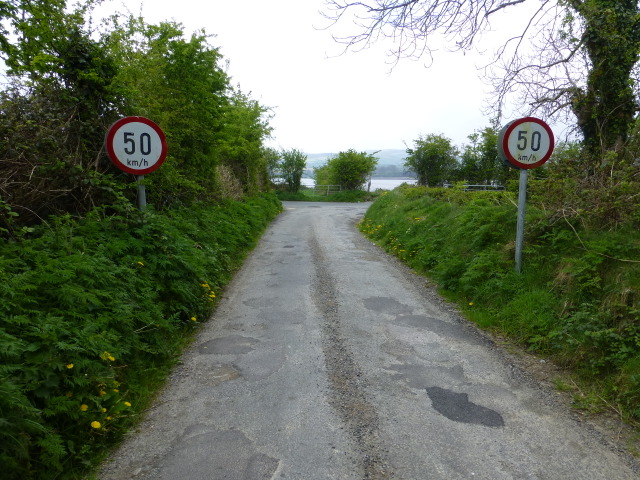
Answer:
top-left (569, 0), bottom-right (640, 161)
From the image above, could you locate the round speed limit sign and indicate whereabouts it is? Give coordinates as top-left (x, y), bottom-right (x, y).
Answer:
top-left (106, 117), bottom-right (167, 175)
top-left (499, 117), bottom-right (554, 169)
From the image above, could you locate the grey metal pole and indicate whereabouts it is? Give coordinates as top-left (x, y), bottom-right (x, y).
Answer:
top-left (515, 168), bottom-right (528, 273)
top-left (137, 175), bottom-right (147, 211)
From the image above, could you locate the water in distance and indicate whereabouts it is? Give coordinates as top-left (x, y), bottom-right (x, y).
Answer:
top-left (301, 178), bottom-right (416, 190)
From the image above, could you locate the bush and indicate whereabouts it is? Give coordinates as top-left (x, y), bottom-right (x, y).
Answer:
top-left (316, 150), bottom-right (378, 190)
top-left (0, 193), bottom-right (281, 479)
top-left (361, 185), bottom-right (640, 420)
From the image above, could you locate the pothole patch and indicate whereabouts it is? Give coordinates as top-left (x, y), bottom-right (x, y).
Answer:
top-left (426, 386), bottom-right (505, 428)
top-left (198, 335), bottom-right (258, 355)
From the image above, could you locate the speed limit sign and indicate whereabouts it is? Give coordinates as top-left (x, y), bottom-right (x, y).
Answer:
top-left (497, 117), bottom-right (555, 273)
top-left (498, 117), bottom-right (554, 169)
top-left (106, 117), bottom-right (167, 175)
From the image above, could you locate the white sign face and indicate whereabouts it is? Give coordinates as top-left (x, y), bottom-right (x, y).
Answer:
top-left (501, 117), bottom-right (554, 169)
top-left (106, 117), bottom-right (167, 175)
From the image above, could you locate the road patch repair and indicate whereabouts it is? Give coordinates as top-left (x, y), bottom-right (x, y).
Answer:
top-left (100, 202), bottom-right (638, 480)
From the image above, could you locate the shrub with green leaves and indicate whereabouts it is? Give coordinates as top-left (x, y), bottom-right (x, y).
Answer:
top-left (315, 150), bottom-right (378, 190)
top-left (361, 185), bottom-right (640, 421)
top-left (0, 193), bottom-right (281, 479)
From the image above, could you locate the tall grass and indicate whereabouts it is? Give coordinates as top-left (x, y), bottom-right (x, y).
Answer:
top-left (0, 193), bottom-right (282, 479)
top-left (275, 186), bottom-right (384, 202)
top-left (361, 185), bottom-right (640, 421)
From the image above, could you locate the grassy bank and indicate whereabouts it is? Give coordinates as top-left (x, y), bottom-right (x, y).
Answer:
top-left (360, 185), bottom-right (640, 422)
top-left (0, 194), bottom-right (282, 479)
top-left (275, 186), bottom-right (384, 202)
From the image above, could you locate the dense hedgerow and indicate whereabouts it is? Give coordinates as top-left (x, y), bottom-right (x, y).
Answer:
top-left (361, 185), bottom-right (640, 420)
top-left (0, 193), bottom-right (281, 479)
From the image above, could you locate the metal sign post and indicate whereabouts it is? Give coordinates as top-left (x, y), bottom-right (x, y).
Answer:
top-left (137, 175), bottom-right (147, 210)
top-left (105, 116), bottom-right (167, 211)
top-left (498, 117), bottom-right (554, 273)
top-left (515, 169), bottom-right (528, 273)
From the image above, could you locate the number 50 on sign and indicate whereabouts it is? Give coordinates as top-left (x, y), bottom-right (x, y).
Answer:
top-left (499, 117), bottom-right (554, 170)
top-left (497, 117), bottom-right (555, 273)
top-left (106, 117), bottom-right (167, 175)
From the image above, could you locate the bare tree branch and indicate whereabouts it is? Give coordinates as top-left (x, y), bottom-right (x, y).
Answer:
top-left (486, 0), bottom-right (527, 16)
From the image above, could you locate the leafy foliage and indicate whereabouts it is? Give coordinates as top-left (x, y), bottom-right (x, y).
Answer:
top-left (566, 0), bottom-right (640, 159)
top-left (0, 194), bottom-right (282, 479)
top-left (404, 134), bottom-right (458, 186)
top-left (279, 149), bottom-right (308, 193)
top-left (264, 147), bottom-right (282, 185)
top-left (313, 163), bottom-right (332, 186)
top-left (361, 183), bottom-right (640, 421)
top-left (324, 1), bottom-right (640, 166)
top-left (529, 140), bottom-right (640, 229)
top-left (0, 2), bottom-right (281, 477)
top-left (0, 3), bottom-right (126, 228)
top-left (0, 5), bottom-right (274, 233)
top-left (458, 127), bottom-right (517, 185)
top-left (315, 149), bottom-right (378, 190)
top-left (105, 17), bottom-right (272, 205)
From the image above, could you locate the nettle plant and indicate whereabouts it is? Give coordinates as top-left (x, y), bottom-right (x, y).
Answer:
top-left (0, 192), bottom-right (281, 478)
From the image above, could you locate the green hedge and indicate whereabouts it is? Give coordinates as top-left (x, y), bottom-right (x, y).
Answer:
top-left (0, 193), bottom-right (282, 479)
top-left (361, 185), bottom-right (640, 421)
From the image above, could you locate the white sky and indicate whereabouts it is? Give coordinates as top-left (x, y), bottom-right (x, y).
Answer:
top-left (93, 0), bottom-right (535, 154)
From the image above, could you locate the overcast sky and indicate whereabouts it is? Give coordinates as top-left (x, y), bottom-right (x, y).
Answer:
top-left (94, 0), bottom-right (531, 154)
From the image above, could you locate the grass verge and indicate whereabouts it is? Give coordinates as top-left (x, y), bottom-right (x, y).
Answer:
top-left (360, 185), bottom-right (640, 424)
top-left (275, 187), bottom-right (384, 202)
top-left (0, 193), bottom-right (282, 479)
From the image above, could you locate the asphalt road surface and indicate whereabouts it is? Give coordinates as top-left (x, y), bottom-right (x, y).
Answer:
top-left (100, 201), bottom-right (638, 480)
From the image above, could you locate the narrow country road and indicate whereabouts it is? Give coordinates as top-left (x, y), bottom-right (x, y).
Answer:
top-left (100, 201), bottom-right (637, 480)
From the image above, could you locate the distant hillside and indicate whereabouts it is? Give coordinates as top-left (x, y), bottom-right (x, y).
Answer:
top-left (304, 149), bottom-right (414, 178)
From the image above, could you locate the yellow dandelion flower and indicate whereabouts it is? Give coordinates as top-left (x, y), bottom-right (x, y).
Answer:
top-left (80, 404), bottom-right (88, 411)
top-left (468, 302), bottom-right (474, 306)
top-left (106, 416), bottom-right (112, 420)
top-left (102, 408), bottom-right (107, 413)
top-left (191, 317), bottom-right (197, 322)
top-left (91, 421), bottom-right (101, 429)
top-left (123, 401), bottom-right (132, 407)
top-left (99, 390), bottom-right (106, 396)
top-left (66, 363), bottom-right (74, 369)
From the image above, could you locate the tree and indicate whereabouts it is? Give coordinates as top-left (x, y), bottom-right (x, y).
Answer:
top-left (107, 19), bottom-right (230, 203)
top-left (324, 149), bottom-right (379, 190)
top-left (0, 1), bottom-right (126, 226)
top-left (0, 4), bottom-right (275, 229)
top-left (313, 163), bottom-right (332, 186)
top-left (459, 127), bottom-right (515, 186)
top-left (404, 134), bottom-right (458, 187)
top-left (280, 149), bottom-right (307, 192)
top-left (264, 147), bottom-right (282, 185)
top-left (324, 1), bottom-right (640, 162)
top-left (106, 16), bottom-right (272, 202)
top-left (216, 90), bottom-right (273, 194)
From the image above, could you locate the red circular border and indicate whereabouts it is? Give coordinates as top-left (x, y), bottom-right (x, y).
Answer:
top-left (106, 116), bottom-right (168, 175)
top-left (501, 117), bottom-right (554, 169)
